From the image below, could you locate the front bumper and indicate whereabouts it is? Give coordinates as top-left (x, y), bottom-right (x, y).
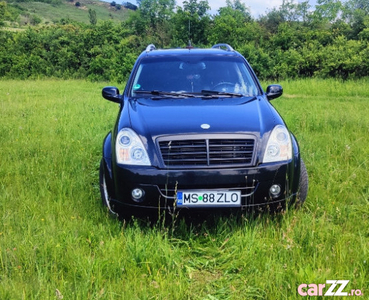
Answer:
top-left (107, 160), bottom-right (298, 211)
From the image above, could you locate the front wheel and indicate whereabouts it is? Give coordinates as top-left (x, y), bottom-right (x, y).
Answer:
top-left (296, 159), bottom-right (308, 207)
top-left (99, 159), bottom-right (118, 217)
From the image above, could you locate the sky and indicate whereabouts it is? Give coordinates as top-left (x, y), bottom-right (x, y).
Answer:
top-left (176, 0), bottom-right (318, 18)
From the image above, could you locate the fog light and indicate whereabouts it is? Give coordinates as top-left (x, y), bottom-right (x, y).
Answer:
top-left (270, 184), bottom-right (281, 197)
top-left (131, 188), bottom-right (145, 202)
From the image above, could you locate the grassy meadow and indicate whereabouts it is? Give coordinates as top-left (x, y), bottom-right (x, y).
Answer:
top-left (0, 79), bottom-right (368, 299)
top-left (13, 0), bottom-right (131, 26)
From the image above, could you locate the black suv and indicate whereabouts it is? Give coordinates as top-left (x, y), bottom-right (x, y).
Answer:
top-left (99, 44), bottom-right (308, 216)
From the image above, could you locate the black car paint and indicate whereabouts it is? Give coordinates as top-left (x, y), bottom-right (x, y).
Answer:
top-left (100, 47), bottom-right (302, 214)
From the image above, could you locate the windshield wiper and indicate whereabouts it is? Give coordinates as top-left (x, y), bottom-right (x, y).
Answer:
top-left (201, 90), bottom-right (243, 98)
top-left (200, 90), bottom-right (258, 103)
top-left (134, 90), bottom-right (196, 99)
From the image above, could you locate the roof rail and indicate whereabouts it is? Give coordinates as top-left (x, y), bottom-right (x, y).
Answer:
top-left (146, 44), bottom-right (156, 52)
top-left (212, 44), bottom-right (234, 51)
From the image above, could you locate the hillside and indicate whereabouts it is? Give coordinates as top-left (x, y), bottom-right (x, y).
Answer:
top-left (1, 0), bottom-right (369, 81)
top-left (3, 0), bottom-right (132, 26)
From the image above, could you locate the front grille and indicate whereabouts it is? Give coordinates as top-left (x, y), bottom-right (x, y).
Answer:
top-left (159, 137), bottom-right (255, 168)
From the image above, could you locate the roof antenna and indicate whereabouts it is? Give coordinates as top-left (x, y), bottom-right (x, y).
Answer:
top-left (187, 20), bottom-right (193, 49)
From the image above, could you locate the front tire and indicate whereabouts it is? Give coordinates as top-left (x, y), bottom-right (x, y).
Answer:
top-left (99, 159), bottom-right (118, 217)
top-left (296, 159), bottom-right (308, 207)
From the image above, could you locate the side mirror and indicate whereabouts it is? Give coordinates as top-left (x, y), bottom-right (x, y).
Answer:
top-left (102, 86), bottom-right (121, 103)
top-left (266, 85), bottom-right (283, 101)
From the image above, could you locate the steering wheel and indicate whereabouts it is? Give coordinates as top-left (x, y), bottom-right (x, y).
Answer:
top-left (211, 82), bottom-right (235, 92)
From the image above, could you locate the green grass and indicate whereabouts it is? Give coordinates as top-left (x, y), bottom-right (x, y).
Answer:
top-left (0, 79), bottom-right (368, 299)
top-left (12, 0), bottom-right (131, 25)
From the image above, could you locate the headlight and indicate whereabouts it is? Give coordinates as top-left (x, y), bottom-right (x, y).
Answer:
top-left (262, 125), bottom-right (292, 163)
top-left (116, 128), bottom-right (151, 166)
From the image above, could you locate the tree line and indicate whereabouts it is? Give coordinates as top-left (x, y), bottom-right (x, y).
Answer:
top-left (1, 0), bottom-right (369, 82)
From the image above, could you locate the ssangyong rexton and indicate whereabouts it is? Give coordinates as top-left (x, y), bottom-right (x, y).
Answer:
top-left (99, 44), bottom-right (308, 217)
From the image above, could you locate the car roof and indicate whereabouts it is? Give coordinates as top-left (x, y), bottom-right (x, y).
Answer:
top-left (139, 44), bottom-right (243, 58)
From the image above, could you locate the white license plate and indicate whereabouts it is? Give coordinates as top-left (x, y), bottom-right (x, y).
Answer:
top-left (176, 190), bottom-right (241, 207)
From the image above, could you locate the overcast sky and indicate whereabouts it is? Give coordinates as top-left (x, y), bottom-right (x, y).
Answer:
top-left (177, 0), bottom-right (318, 18)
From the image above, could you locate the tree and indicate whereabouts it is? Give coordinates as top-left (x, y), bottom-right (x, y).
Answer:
top-left (259, 8), bottom-right (286, 34)
top-left (314, 0), bottom-right (343, 23)
top-left (172, 0), bottom-right (210, 46)
top-left (222, 0), bottom-right (251, 18)
top-left (344, 0), bottom-right (369, 14)
top-left (125, 0), bottom-right (175, 47)
top-left (0, 1), bottom-right (7, 25)
top-left (89, 8), bottom-right (97, 26)
top-left (209, 0), bottom-right (253, 47)
top-left (183, 0), bottom-right (209, 17)
top-left (30, 14), bottom-right (42, 26)
top-left (342, 0), bottom-right (369, 38)
top-left (137, 0), bottom-right (175, 24)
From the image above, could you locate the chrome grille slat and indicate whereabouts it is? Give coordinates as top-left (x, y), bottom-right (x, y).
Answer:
top-left (159, 137), bottom-right (255, 168)
top-left (164, 151), bottom-right (207, 156)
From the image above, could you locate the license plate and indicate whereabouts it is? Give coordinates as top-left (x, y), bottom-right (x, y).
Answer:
top-left (176, 190), bottom-right (241, 207)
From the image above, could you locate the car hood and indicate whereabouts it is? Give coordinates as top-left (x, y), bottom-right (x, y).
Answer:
top-left (127, 97), bottom-right (276, 138)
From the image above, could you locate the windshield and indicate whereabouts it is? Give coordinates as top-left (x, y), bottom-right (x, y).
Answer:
top-left (129, 55), bottom-right (260, 97)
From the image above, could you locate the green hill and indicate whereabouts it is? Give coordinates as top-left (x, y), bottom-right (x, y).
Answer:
top-left (2, 0), bottom-right (132, 27)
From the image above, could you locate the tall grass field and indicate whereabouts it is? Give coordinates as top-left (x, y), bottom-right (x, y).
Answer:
top-left (0, 79), bottom-right (368, 299)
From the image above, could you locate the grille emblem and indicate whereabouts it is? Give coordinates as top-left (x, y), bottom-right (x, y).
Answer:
top-left (201, 124), bottom-right (210, 129)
